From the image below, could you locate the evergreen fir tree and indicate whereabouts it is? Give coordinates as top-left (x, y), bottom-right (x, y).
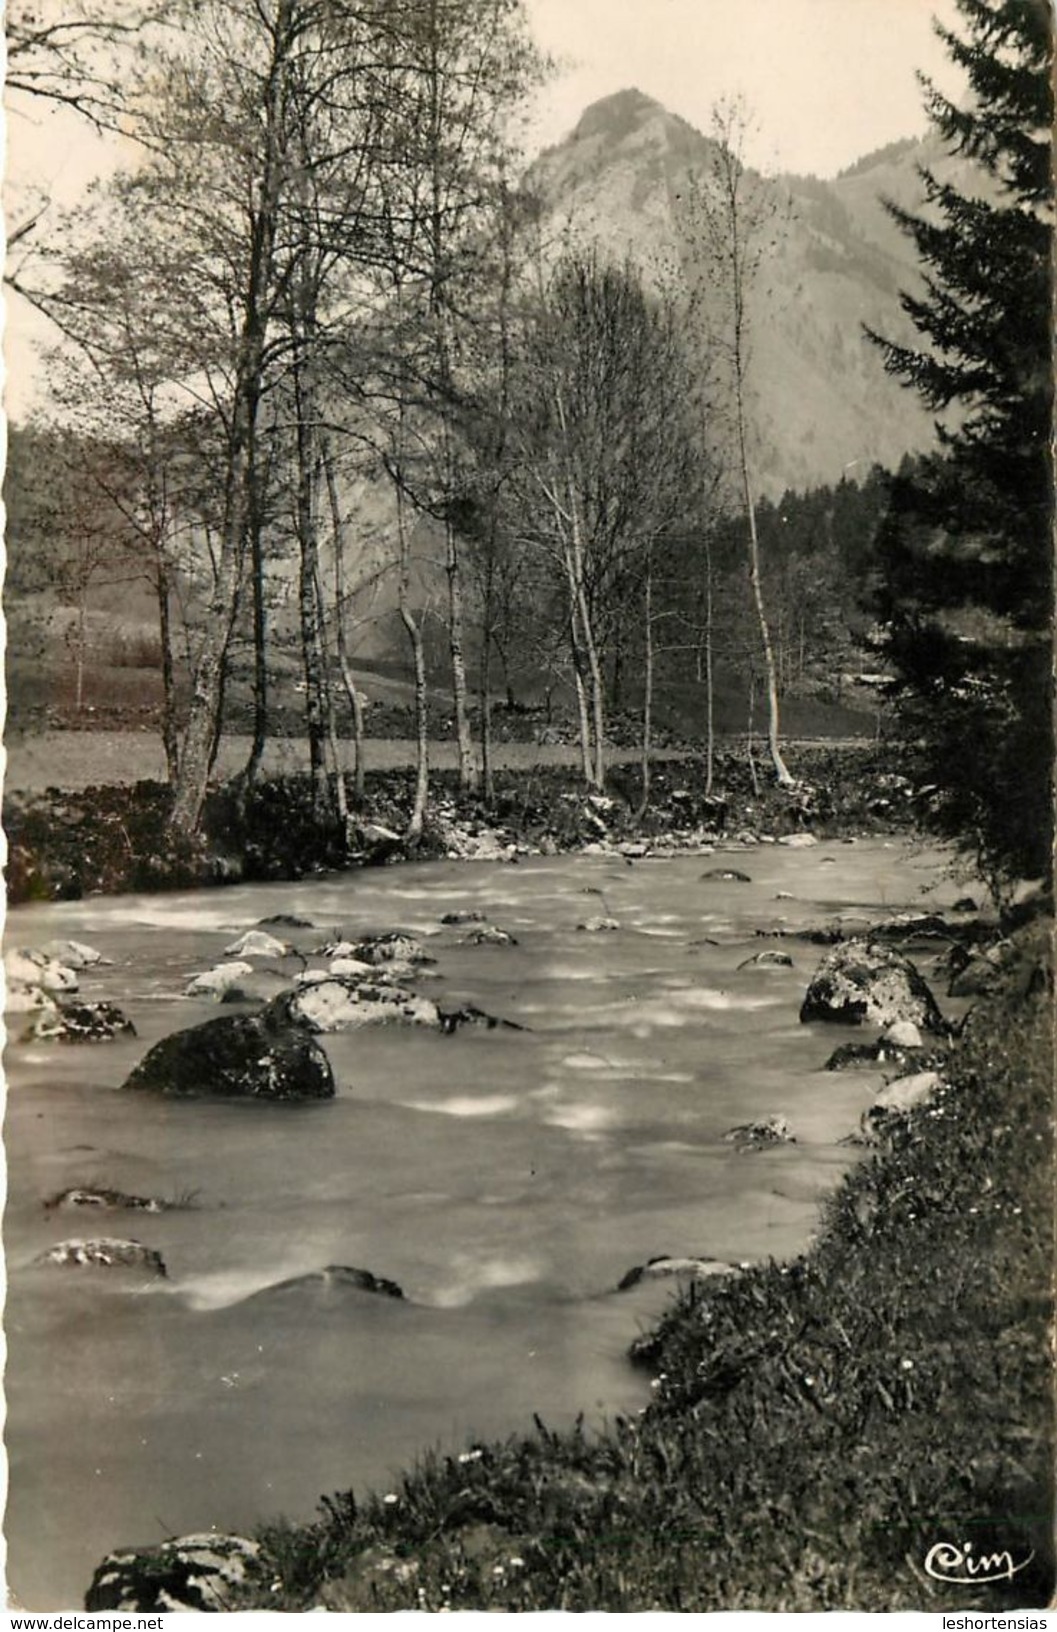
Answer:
top-left (867, 0), bottom-right (1053, 888)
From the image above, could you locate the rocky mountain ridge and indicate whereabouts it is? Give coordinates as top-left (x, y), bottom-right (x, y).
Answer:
top-left (527, 88), bottom-right (971, 496)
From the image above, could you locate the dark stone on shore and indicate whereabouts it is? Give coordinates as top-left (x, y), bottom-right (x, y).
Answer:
top-left (86, 1534), bottom-right (262, 1612)
top-left (952, 896), bottom-right (979, 913)
top-left (248, 1264), bottom-right (405, 1302)
top-left (45, 1187), bottom-right (168, 1214)
top-left (824, 1038), bottom-right (948, 1073)
top-left (701, 868), bottom-right (751, 883)
top-left (31, 1001), bottom-right (137, 1043)
top-left (122, 1012), bottom-right (335, 1100)
top-left (800, 939), bottom-right (948, 1034)
top-left (37, 1237), bottom-right (167, 1276)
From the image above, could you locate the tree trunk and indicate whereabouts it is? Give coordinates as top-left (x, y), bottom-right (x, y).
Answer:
top-left (242, 466), bottom-right (268, 792)
top-left (313, 553), bottom-right (348, 834)
top-left (637, 545), bottom-right (653, 819)
top-left (445, 515), bottom-right (477, 792)
top-left (396, 474), bottom-right (429, 841)
top-left (157, 555), bottom-right (180, 783)
top-left (294, 363), bottom-right (329, 820)
top-left (703, 535), bottom-right (715, 798)
top-left (322, 441), bottom-right (366, 805)
top-left (167, 0), bottom-right (291, 839)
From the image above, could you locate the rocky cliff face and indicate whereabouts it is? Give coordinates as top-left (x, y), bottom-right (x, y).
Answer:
top-left (527, 89), bottom-right (959, 497)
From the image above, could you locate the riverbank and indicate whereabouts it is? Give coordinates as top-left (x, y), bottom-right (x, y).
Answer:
top-left (235, 919), bottom-right (1051, 1612)
top-left (5, 741), bottom-right (914, 904)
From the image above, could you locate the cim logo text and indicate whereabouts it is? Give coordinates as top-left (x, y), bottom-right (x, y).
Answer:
top-left (924, 1539), bottom-right (1035, 1586)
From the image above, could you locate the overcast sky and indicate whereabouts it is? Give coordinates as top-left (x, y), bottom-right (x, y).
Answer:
top-left (523, 0), bottom-right (963, 174)
top-left (3, 0), bottom-right (963, 420)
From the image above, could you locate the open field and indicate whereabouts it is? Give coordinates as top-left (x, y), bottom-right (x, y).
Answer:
top-left (2, 730), bottom-right (881, 795)
top-left (1, 730), bottom-right (694, 794)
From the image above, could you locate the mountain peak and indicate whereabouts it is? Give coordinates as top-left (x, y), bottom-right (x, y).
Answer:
top-left (572, 88), bottom-right (666, 145)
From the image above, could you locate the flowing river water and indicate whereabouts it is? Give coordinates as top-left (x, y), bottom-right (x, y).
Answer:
top-left (4, 837), bottom-right (962, 1608)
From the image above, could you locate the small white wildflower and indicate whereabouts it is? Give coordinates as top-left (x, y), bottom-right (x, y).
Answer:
top-left (509, 1557), bottom-right (525, 1569)
top-left (383, 1492), bottom-right (399, 1505)
top-left (901, 1359), bottom-right (915, 1371)
top-left (458, 1449), bottom-right (483, 1464)
top-left (803, 1375), bottom-right (816, 1387)
top-left (493, 1565), bottom-right (506, 1577)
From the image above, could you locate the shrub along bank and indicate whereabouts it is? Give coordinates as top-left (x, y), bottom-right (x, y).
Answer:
top-left (5, 743), bottom-right (915, 904)
top-left (242, 923), bottom-right (1053, 1613)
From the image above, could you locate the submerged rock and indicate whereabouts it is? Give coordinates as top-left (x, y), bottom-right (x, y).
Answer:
top-left (219, 971), bottom-right (292, 1006)
top-left (85, 1533), bottom-right (262, 1612)
top-left (249, 1264), bottom-right (405, 1302)
top-left (824, 1037), bottom-right (945, 1073)
top-left (185, 961), bottom-right (254, 999)
top-left (29, 1001), bottom-right (136, 1044)
top-left (271, 978), bottom-right (442, 1032)
top-left (37, 1237), bottom-right (167, 1276)
top-left (223, 929), bottom-right (291, 959)
top-left (123, 1012), bottom-right (335, 1101)
top-left (259, 913), bottom-right (316, 929)
top-left (800, 939), bottom-right (947, 1034)
top-left (45, 1187), bottom-right (169, 1214)
top-left (440, 909), bottom-right (486, 926)
top-left (5, 947), bottom-right (79, 993)
top-left (437, 1004), bottom-right (525, 1034)
top-left (868, 1069), bottom-right (946, 1123)
top-left (737, 950), bottom-right (794, 970)
top-left (617, 1255), bottom-right (737, 1291)
top-left (701, 868), bottom-right (751, 884)
top-left (725, 1115), bottom-right (795, 1150)
top-left (40, 938), bottom-right (112, 969)
top-left (462, 924), bottom-right (519, 946)
top-left (576, 916), bottom-right (620, 933)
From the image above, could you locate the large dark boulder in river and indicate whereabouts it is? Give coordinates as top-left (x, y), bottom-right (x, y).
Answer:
top-left (122, 1012), bottom-right (335, 1100)
top-left (37, 1237), bottom-right (167, 1276)
top-left (86, 1533), bottom-right (262, 1612)
top-left (799, 938), bottom-right (947, 1034)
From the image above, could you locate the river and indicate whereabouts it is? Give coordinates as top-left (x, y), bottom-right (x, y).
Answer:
top-left (3, 836), bottom-right (961, 1608)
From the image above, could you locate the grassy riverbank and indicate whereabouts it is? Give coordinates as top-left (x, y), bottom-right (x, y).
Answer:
top-left (243, 926), bottom-right (1053, 1613)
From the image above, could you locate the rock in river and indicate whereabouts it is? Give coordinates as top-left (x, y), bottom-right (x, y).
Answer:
top-left (799, 938), bottom-right (947, 1034)
top-left (271, 977), bottom-right (443, 1032)
top-left (45, 1187), bottom-right (169, 1214)
top-left (223, 929), bottom-right (292, 959)
top-left (122, 1012), bottom-right (335, 1100)
top-left (725, 1115), bottom-right (795, 1150)
top-left (185, 961), bottom-right (254, 1000)
top-left (37, 1237), bottom-right (167, 1276)
top-left (247, 1264), bottom-right (405, 1302)
top-left (29, 1000), bottom-right (136, 1044)
top-left (617, 1255), bottom-right (737, 1291)
top-left (86, 1533), bottom-right (262, 1612)
top-left (701, 867), bottom-right (751, 884)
